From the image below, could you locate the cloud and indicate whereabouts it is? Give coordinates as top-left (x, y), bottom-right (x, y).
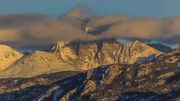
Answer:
top-left (28, 20), bottom-right (96, 43)
top-left (0, 14), bottom-right (46, 28)
top-left (0, 7), bottom-right (179, 46)
top-left (163, 17), bottom-right (180, 36)
top-left (102, 18), bottom-right (162, 39)
top-left (87, 15), bottom-right (128, 28)
top-left (0, 28), bottom-right (21, 42)
top-left (88, 17), bottom-right (180, 44)
top-left (0, 13), bottom-right (96, 46)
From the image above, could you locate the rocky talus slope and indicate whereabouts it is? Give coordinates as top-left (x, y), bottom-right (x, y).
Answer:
top-left (0, 45), bottom-right (23, 71)
top-left (51, 40), bottom-right (162, 70)
top-left (0, 51), bottom-right (76, 78)
top-left (0, 49), bottom-right (179, 101)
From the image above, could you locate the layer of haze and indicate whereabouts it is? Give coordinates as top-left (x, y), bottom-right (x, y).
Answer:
top-left (0, 6), bottom-right (179, 47)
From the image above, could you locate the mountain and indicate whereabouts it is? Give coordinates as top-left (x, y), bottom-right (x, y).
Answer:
top-left (0, 41), bottom-right (178, 101)
top-left (0, 49), bottom-right (179, 101)
top-left (0, 40), bottom-right (163, 78)
top-left (15, 44), bottom-right (53, 55)
top-left (0, 44), bottom-right (23, 71)
top-left (148, 43), bottom-right (172, 52)
top-left (0, 51), bottom-right (76, 78)
top-left (51, 40), bottom-right (162, 70)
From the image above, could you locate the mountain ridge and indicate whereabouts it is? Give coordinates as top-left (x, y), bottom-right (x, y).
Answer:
top-left (0, 50), bottom-right (76, 78)
top-left (51, 39), bottom-right (162, 70)
top-left (0, 39), bottom-right (163, 78)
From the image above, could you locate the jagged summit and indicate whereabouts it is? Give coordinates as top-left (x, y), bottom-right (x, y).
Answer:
top-left (131, 40), bottom-right (141, 44)
top-left (64, 5), bottom-right (93, 20)
top-left (127, 40), bottom-right (162, 55)
top-left (0, 44), bottom-right (23, 71)
top-left (51, 39), bottom-right (162, 70)
top-left (126, 40), bottom-right (145, 49)
top-left (127, 40), bottom-right (148, 47)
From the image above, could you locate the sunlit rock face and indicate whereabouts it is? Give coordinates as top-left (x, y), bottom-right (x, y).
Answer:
top-left (119, 40), bottom-right (162, 64)
top-left (51, 41), bottom-right (79, 63)
top-left (51, 39), bottom-right (162, 70)
top-left (0, 44), bottom-right (23, 71)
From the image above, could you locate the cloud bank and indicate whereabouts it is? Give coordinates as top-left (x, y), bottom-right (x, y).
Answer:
top-left (0, 6), bottom-right (180, 46)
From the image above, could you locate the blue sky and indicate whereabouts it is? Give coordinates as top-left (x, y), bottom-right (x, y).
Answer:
top-left (0, 0), bottom-right (180, 18)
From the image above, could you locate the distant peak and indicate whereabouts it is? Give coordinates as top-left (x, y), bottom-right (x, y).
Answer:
top-left (65, 5), bottom-right (94, 19)
top-left (129, 40), bottom-right (145, 46)
top-left (133, 40), bottom-right (142, 44)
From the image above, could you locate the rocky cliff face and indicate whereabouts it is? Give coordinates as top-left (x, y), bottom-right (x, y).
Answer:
top-left (51, 40), bottom-right (162, 70)
top-left (0, 45), bottom-right (23, 71)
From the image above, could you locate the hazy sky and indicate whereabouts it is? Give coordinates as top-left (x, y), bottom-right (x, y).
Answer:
top-left (0, 0), bottom-right (180, 18)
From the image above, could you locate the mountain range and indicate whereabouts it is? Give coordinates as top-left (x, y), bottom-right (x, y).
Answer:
top-left (0, 39), bottom-right (163, 78)
top-left (51, 40), bottom-right (163, 70)
top-left (0, 39), bottom-right (179, 101)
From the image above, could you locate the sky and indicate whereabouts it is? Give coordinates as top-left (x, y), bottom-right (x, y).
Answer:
top-left (0, 0), bottom-right (180, 18)
top-left (0, 0), bottom-right (179, 48)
